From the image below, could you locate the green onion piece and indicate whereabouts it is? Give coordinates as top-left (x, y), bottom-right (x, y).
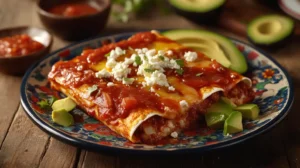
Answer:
top-left (176, 69), bottom-right (184, 75)
top-left (144, 68), bottom-right (155, 73)
top-left (175, 59), bottom-right (184, 67)
top-left (135, 55), bottom-right (142, 65)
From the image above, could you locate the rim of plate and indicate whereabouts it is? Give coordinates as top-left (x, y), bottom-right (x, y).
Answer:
top-left (20, 30), bottom-right (294, 155)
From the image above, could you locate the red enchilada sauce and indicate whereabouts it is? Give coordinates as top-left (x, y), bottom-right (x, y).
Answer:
top-left (48, 3), bottom-right (98, 17)
top-left (0, 34), bottom-right (44, 57)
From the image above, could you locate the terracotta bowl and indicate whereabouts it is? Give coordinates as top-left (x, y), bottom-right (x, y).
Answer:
top-left (37, 0), bottom-right (111, 41)
top-left (0, 26), bottom-right (52, 75)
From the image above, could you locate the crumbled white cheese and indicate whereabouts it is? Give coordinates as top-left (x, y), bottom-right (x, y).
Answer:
top-left (111, 62), bottom-right (131, 81)
top-left (184, 51), bottom-right (198, 62)
top-left (158, 50), bottom-right (165, 55)
top-left (146, 49), bottom-right (156, 57)
top-left (144, 71), bottom-right (169, 87)
top-left (168, 86), bottom-right (175, 91)
top-left (107, 82), bottom-right (114, 87)
top-left (167, 50), bottom-right (173, 55)
top-left (106, 58), bottom-right (117, 68)
top-left (95, 69), bottom-right (111, 78)
top-left (115, 47), bottom-right (125, 55)
top-left (179, 100), bottom-right (189, 111)
top-left (171, 131), bottom-right (178, 138)
top-left (76, 65), bottom-right (83, 71)
top-left (150, 87), bottom-right (155, 92)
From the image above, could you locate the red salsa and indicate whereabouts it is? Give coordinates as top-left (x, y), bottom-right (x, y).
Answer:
top-left (48, 3), bottom-right (98, 17)
top-left (0, 34), bottom-right (45, 57)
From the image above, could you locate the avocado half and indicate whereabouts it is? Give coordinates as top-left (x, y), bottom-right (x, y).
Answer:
top-left (163, 29), bottom-right (248, 74)
top-left (168, 0), bottom-right (226, 23)
top-left (247, 14), bottom-right (294, 46)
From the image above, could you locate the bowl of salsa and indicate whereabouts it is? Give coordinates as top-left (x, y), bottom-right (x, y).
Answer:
top-left (37, 0), bottom-right (111, 41)
top-left (0, 26), bottom-right (52, 75)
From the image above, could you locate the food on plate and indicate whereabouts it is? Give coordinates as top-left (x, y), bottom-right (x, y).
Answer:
top-left (52, 97), bottom-right (77, 112)
top-left (247, 14), bottom-right (294, 46)
top-left (234, 104), bottom-right (259, 120)
top-left (223, 111), bottom-right (243, 135)
top-left (163, 29), bottom-right (248, 74)
top-left (168, 0), bottom-right (225, 23)
top-left (52, 109), bottom-right (74, 127)
top-left (48, 30), bottom-right (255, 144)
top-left (48, 2), bottom-right (98, 17)
top-left (0, 34), bottom-right (45, 57)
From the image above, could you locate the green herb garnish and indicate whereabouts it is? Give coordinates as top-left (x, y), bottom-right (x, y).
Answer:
top-left (159, 56), bottom-right (165, 61)
top-left (104, 52), bottom-right (110, 57)
top-left (196, 73), bottom-right (203, 77)
top-left (135, 55), bottom-right (142, 65)
top-left (175, 59), bottom-right (184, 67)
top-left (144, 68), bottom-right (155, 73)
top-left (176, 69), bottom-right (184, 75)
top-left (87, 85), bottom-right (98, 96)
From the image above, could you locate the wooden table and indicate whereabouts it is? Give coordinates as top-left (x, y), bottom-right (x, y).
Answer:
top-left (0, 0), bottom-right (299, 167)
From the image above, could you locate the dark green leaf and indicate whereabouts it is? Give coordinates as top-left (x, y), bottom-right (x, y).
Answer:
top-left (144, 68), bottom-right (155, 73)
top-left (175, 59), bottom-right (184, 67)
top-left (87, 85), bottom-right (98, 96)
top-left (176, 69), bottom-right (184, 75)
top-left (159, 56), bottom-right (165, 61)
top-left (135, 55), bottom-right (142, 65)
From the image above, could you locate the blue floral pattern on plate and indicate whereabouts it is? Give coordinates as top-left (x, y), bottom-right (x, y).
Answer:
top-left (20, 31), bottom-right (293, 153)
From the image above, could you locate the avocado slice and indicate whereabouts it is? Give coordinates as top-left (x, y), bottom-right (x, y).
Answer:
top-left (52, 97), bottom-right (76, 112)
top-left (223, 111), bottom-right (243, 135)
top-left (163, 29), bottom-right (248, 74)
top-left (168, 0), bottom-right (225, 23)
top-left (247, 14), bottom-right (294, 46)
top-left (207, 99), bottom-right (233, 117)
top-left (234, 104), bottom-right (260, 120)
top-left (205, 112), bottom-right (227, 129)
top-left (220, 97), bottom-right (237, 108)
top-left (52, 109), bottom-right (74, 127)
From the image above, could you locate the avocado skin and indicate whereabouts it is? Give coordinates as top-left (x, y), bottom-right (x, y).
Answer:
top-left (168, 2), bottom-right (225, 24)
top-left (247, 29), bottom-right (294, 48)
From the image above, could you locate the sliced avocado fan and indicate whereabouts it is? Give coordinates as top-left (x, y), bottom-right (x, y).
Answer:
top-left (163, 29), bottom-right (248, 74)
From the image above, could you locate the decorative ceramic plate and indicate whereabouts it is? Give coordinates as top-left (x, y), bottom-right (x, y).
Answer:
top-left (20, 30), bottom-right (294, 154)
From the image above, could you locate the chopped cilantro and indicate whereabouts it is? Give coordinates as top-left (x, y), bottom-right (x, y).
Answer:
top-left (159, 56), bottom-right (165, 61)
top-left (123, 78), bottom-right (134, 82)
top-left (87, 85), bottom-right (98, 96)
top-left (196, 73), bottom-right (203, 77)
top-left (144, 68), bottom-right (155, 73)
top-left (176, 69), bottom-right (184, 75)
top-left (135, 55), bottom-right (142, 65)
top-left (143, 56), bottom-right (148, 61)
top-left (175, 59), bottom-right (184, 67)
top-left (104, 52), bottom-right (110, 57)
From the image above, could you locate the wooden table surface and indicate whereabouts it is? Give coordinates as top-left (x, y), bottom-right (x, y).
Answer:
top-left (0, 0), bottom-right (299, 168)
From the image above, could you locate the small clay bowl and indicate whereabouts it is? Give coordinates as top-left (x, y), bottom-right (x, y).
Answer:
top-left (0, 26), bottom-right (52, 75)
top-left (37, 0), bottom-right (111, 41)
